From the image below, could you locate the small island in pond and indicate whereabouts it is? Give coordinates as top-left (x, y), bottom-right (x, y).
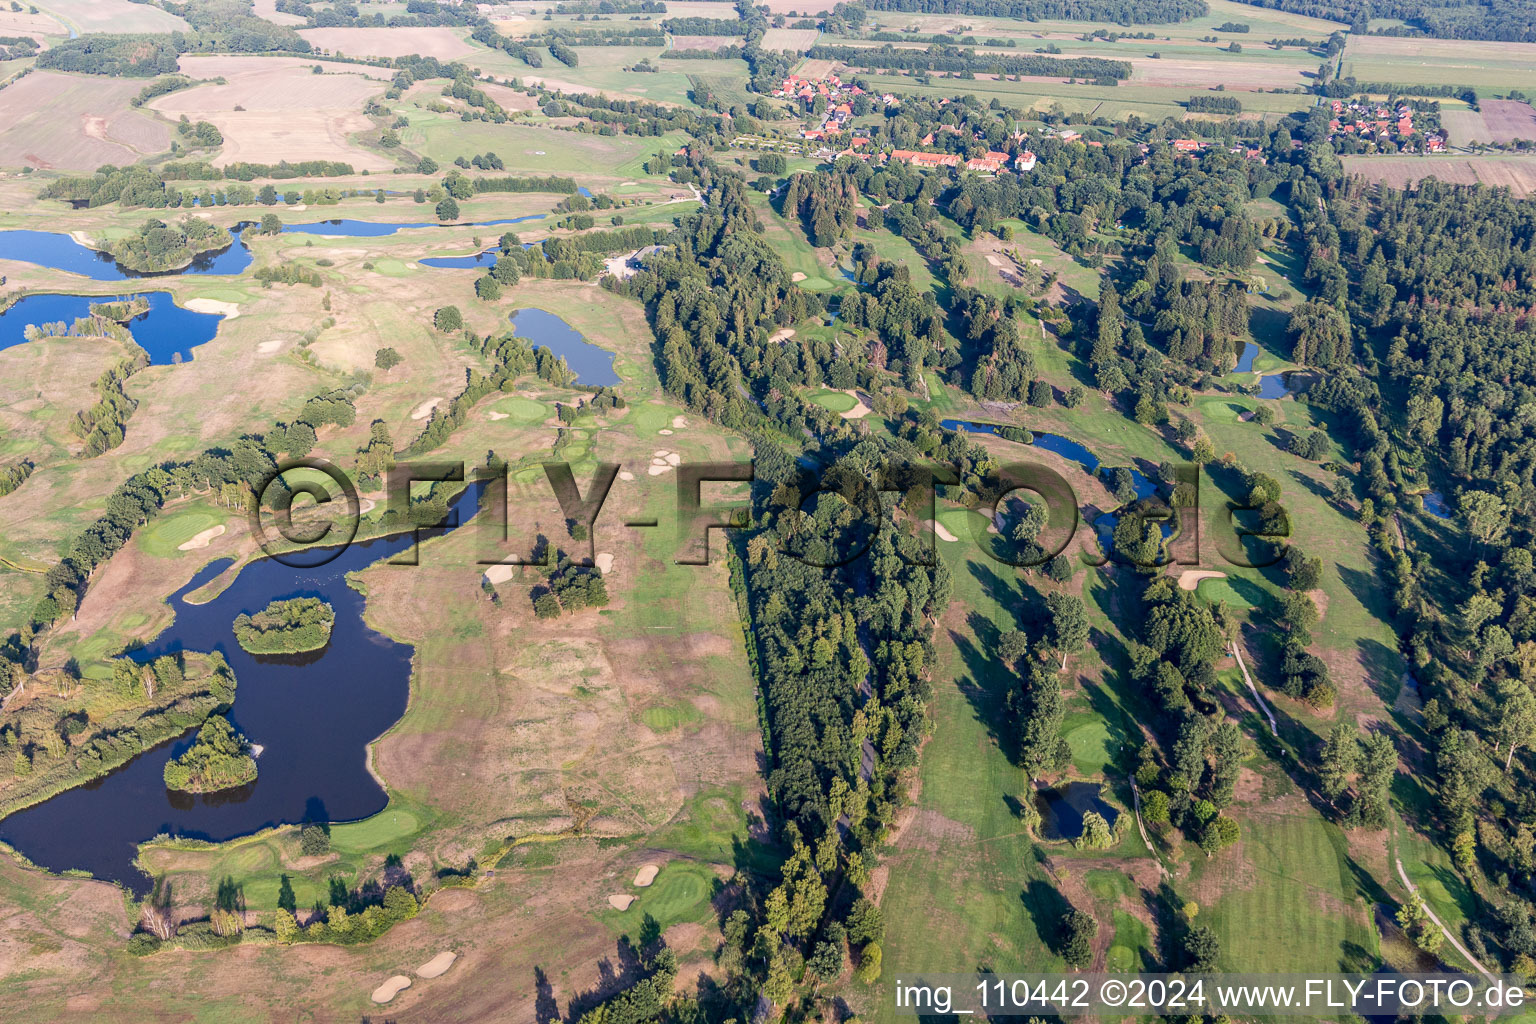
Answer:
top-left (233, 597), bottom-right (335, 654)
top-left (162, 715), bottom-right (257, 794)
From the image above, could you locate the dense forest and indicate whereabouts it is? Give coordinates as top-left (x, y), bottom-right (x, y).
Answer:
top-left (1229, 0), bottom-right (1536, 40)
top-left (805, 43), bottom-right (1132, 78)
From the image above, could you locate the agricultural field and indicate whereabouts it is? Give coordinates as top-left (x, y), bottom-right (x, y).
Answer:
top-left (0, 8), bottom-right (67, 44)
top-left (0, 72), bottom-right (170, 171)
top-left (760, 27), bottom-right (820, 51)
top-left (151, 59), bottom-right (395, 171)
top-left (31, 0), bottom-right (188, 34)
top-left (1445, 99), bottom-right (1536, 146)
top-left (1342, 153), bottom-right (1536, 195)
top-left (1342, 34), bottom-right (1536, 92)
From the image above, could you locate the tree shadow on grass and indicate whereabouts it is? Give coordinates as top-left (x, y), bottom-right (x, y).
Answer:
top-left (1022, 878), bottom-right (1072, 956)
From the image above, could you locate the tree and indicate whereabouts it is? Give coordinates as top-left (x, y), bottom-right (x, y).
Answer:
top-left (435, 196), bottom-right (460, 222)
top-left (374, 347), bottom-right (402, 371)
top-left (277, 874), bottom-right (296, 913)
top-left (846, 897), bottom-right (883, 945)
top-left (1396, 893), bottom-right (1443, 955)
top-left (1076, 810), bottom-right (1113, 850)
top-left (1184, 925), bottom-right (1220, 971)
top-left (1060, 909), bottom-right (1096, 968)
top-left (807, 937), bottom-right (845, 988)
top-left (1046, 592), bottom-right (1090, 670)
top-left (434, 306), bottom-right (462, 333)
top-left (273, 908), bottom-right (300, 943)
top-left (476, 274), bottom-right (502, 301)
top-left (1495, 678), bottom-right (1536, 771)
top-left (1353, 732), bottom-right (1396, 830)
top-left (1142, 789), bottom-right (1170, 826)
top-left (856, 942), bottom-right (882, 984)
top-left (1318, 721), bottom-right (1358, 804)
top-left (533, 593), bottom-right (562, 618)
top-left (299, 824), bottom-right (330, 857)
top-left (1459, 489), bottom-right (1509, 547)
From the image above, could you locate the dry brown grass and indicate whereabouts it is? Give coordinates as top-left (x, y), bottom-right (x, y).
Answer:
top-left (668, 34), bottom-right (739, 51)
top-left (759, 27), bottom-right (819, 51)
top-left (0, 71), bottom-right (170, 171)
top-left (1343, 154), bottom-right (1536, 195)
top-left (1440, 108), bottom-right (1492, 145)
top-left (299, 26), bottom-right (478, 60)
top-left (1346, 33), bottom-right (1536, 60)
top-left (1129, 56), bottom-right (1305, 89)
top-left (151, 60), bottom-right (393, 170)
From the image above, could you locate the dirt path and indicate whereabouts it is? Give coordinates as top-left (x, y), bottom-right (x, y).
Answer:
top-left (1230, 640), bottom-right (1279, 739)
top-left (1394, 857), bottom-right (1495, 983)
top-left (1129, 778), bottom-right (1169, 878)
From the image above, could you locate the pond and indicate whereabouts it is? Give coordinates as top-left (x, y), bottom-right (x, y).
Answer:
top-left (0, 292), bottom-right (225, 365)
top-left (940, 419), bottom-right (1155, 496)
top-left (1233, 340), bottom-right (1258, 374)
top-left (510, 307), bottom-right (619, 386)
top-left (1036, 781), bottom-right (1119, 842)
top-left (419, 248), bottom-right (498, 269)
top-left (1257, 372), bottom-right (1295, 400)
top-left (0, 483), bottom-right (489, 893)
top-left (1421, 490), bottom-right (1452, 519)
top-left (281, 213), bottom-right (544, 237)
top-left (0, 225), bottom-right (254, 280)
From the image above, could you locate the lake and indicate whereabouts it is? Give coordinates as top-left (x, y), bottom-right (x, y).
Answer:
top-left (419, 248), bottom-right (498, 269)
top-left (0, 483), bottom-right (488, 892)
top-left (940, 419), bottom-right (1155, 497)
top-left (0, 225), bottom-right (254, 280)
top-left (510, 308), bottom-right (619, 386)
top-left (0, 292), bottom-right (224, 365)
top-left (282, 214), bottom-right (544, 237)
top-left (1035, 781), bottom-right (1118, 842)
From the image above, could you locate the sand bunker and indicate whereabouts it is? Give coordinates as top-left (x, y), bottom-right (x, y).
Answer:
top-left (595, 552), bottom-right (614, 573)
top-left (256, 340), bottom-right (282, 354)
top-left (839, 390), bottom-right (873, 420)
top-left (672, 415), bottom-right (687, 428)
top-left (416, 952), bottom-right (457, 979)
top-left (483, 565), bottom-right (515, 585)
top-left (768, 328), bottom-right (795, 343)
top-left (618, 470), bottom-right (635, 481)
top-left (791, 272), bottom-right (807, 282)
top-left (1177, 569), bottom-right (1227, 591)
top-left (608, 894), bottom-right (635, 910)
top-left (924, 520), bottom-right (959, 542)
top-left (634, 864), bottom-right (659, 887)
top-left (487, 411), bottom-right (508, 420)
top-left (186, 298), bottom-right (239, 318)
top-left (177, 524), bottom-right (226, 550)
top-left (658, 428), bottom-right (673, 435)
top-left (410, 397), bottom-right (442, 421)
top-left (371, 976), bottom-right (412, 1004)
top-left (648, 450), bottom-right (679, 475)
top-left (647, 464), bottom-right (673, 476)
top-left (69, 230), bottom-right (94, 247)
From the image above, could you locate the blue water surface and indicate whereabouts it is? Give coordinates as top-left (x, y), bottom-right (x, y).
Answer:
top-left (0, 291), bottom-right (224, 364)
